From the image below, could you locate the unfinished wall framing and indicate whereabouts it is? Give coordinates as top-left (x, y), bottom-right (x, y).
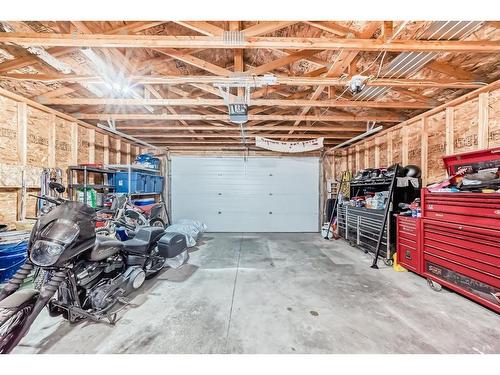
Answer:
top-left (0, 87), bottom-right (140, 227)
top-left (326, 80), bottom-right (500, 186)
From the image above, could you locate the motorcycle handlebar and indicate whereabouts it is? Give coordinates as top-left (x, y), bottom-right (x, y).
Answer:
top-left (29, 194), bottom-right (62, 205)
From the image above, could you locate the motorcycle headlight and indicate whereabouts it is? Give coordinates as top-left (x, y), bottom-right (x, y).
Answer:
top-left (30, 240), bottom-right (65, 267)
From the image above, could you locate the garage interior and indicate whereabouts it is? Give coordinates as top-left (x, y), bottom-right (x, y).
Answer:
top-left (0, 19), bottom-right (499, 355)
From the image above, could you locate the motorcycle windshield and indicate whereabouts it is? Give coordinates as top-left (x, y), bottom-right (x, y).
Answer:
top-left (36, 201), bottom-right (96, 245)
top-left (40, 220), bottom-right (80, 244)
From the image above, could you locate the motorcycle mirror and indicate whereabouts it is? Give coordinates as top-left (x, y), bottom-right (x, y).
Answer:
top-left (49, 181), bottom-right (66, 193)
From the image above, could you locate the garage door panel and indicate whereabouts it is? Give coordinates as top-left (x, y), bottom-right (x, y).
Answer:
top-left (173, 195), bottom-right (315, 215)
top-left (171, 157), bottom-right (319, 232)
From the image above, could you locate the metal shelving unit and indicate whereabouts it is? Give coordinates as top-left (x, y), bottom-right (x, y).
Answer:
top-left (339, 175), bottom-right (421, 263)
top-left (107, 164), bottom-right (161, 196)
top-left (107, 164), bottom-right (170, 224)
top-left (67, 166), bottom-right (115, 207)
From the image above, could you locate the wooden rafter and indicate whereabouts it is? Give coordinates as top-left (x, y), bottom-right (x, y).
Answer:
top-left (0, 20), bottom-right (497, 150)
top-left (0, 22), bottom-right (166, 73)
top-left (245, 49), bottom-right (320, 76)
top-left (425, 60), bottom-right (479, 80)
top-left (154, 48), bottom-right (232, 76)
top-left (40, 97), bottom-right (433, 109)
top-left (116, 125), bottom-right (368, 131)
top-left (1, 33), bottom-right (498, 52)
top-left (290, 22), bottom-right (381, 132)
top-left (241, 22), bottom-right (299, 37)
top-left (303, 21), bottom-right (358, 37)
top-left (73, 113), bottom-right (403, 122)
top-left (173, 21), bottom-right (224, 36)
top-left (138, 133), bottom-right (359, 139)
top-left (3, 73), bottom-right (484, 89)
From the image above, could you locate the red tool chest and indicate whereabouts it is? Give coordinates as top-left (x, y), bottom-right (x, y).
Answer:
top-left (396, 216), bottom-right (422, 275)
top-left (420, 147), bottom-right (500, 313)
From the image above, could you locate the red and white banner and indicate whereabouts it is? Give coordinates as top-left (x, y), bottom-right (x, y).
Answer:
top-left (255, 137), bottom-right (324, 153)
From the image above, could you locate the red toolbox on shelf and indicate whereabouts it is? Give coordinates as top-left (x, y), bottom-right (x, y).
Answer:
top-left (396, 216), bottom-right (422, 275)
top-left (420, 147), bottom-right (500, 313)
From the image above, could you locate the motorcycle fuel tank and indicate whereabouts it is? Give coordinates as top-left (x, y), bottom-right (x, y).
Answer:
top-left (87, 237), bottom-right (124, 261)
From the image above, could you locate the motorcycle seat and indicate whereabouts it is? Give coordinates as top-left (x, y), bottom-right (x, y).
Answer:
top-left (122, 227), bottom-right (165, 254)
top-left (133, 203), bottom-right (158, 215)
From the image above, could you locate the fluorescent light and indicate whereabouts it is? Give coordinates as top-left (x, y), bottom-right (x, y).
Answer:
top-left (327, 126), bottom-right (383, 151)
top-left (96, 123), bottom-right (160, 150)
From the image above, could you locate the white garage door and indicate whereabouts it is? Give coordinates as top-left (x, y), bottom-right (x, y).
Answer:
top-left (170, 157), bottom-right (319, 232)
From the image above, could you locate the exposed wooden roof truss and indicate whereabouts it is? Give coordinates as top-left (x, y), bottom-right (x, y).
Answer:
top-left (0, 20), bottom-right (498, 150)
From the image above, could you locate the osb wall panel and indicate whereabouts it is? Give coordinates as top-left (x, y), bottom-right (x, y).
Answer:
top-left (108, 138), bottom-right (118, 164)
top-left (0, 90), bottom-right (136, 225)
top-left (55, 118), bottom-right (72, 184)
top-left (0, 96), bottom-right (19, 166)
top-left (130, 146), bottom-right (139, 162)
top-left (0, 165), bottom-right (23, 187)
top-left (323, 155), bottom-right (334, 180)
top-left (488, 89), bottom-right (500, 148)
top-left (322, 84), bottom-right (499, 189)
top-left (333, 152), bottom-right (344, 180)
top-left (390, 128), bottom-right (403, 165)
top-left (378, 134), bottom-right (388, 168)
top-left (407, 122), bottom-right (422, 166)
top-left (0, 191), bottom-right (17, 225)
top-left (26, 107), bottom-right (50, 168)
top-left (77, 127), bottom-right (90, 164)
top-left (25, 192), bottom-right (39, 219)
top-left (94, 132), bottom-right (105, 164)
top-left (453, 98), bottom-right (479, 153)
top-left (357, 144), bottom-right (365, 170)
top-left (426, 111), bottom-right (447, 184)
top-left (347, 148), bottom-right (354, 172)
top-left (366, 140), bottom-right (375, 167)
top-left (121, 141), bottom-right (130, 163)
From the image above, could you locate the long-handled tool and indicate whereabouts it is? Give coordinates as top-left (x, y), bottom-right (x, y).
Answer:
top-left (371, 164), bottom-right (400, 269)
top-left (324, 173), bottom-right (346, 240)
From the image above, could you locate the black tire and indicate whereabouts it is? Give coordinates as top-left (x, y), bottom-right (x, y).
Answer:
top-left (0, 296), bottom-right (37, 354)
top-left (145, 257), bottom-right (166, 280)
top-left (149, 218), bottom-right (165, 228)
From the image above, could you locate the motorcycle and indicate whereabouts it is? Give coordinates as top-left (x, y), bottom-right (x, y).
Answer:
top-left (0, 195), bottom-right (189, 354)
top-left (96, 195), bottom-right (166, 239)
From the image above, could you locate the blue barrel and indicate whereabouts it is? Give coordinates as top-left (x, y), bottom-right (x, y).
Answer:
top-left (0, 231), bottom-right (30, 283)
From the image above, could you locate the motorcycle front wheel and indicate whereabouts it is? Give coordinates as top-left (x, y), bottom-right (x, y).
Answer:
top-left (0, 294), bottom-right (37, 354)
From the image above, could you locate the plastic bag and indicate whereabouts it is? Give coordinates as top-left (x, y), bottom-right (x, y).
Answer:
top-left (164, 224), bottom-right (200, 247)
top-left (175, 219), bottom-right (207, 233)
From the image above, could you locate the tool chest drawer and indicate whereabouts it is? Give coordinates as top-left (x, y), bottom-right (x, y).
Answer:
top-left (338, 206), bottom-right (391, 259)
top-left (396, 216), bottom-right (422, 274)
top-left (422, 218), bottom-right (500, 313)
top-left (422, 190), bottom-right (500, 229)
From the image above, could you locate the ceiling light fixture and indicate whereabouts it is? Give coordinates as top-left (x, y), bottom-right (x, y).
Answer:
top-left (347, 75), bottom-right (369, 95)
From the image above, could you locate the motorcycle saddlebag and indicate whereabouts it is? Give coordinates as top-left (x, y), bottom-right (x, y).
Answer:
top-left (158, 232), bottom-right (187, 258)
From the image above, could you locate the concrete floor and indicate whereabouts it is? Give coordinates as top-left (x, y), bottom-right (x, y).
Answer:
top-left (13, 233), bottom-right (500, 354)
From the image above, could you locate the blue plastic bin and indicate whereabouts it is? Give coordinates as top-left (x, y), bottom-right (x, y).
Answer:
top-left (154, 176), bottom-right (164, 193)
top-left (145, 174), bottom-right (156, 193)
top-left (115, 172), bottom-right (147, 193)
top-left (133, 198), bottom-right (155, 206)
top-left (0, 235), bottom-right (29, 283)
